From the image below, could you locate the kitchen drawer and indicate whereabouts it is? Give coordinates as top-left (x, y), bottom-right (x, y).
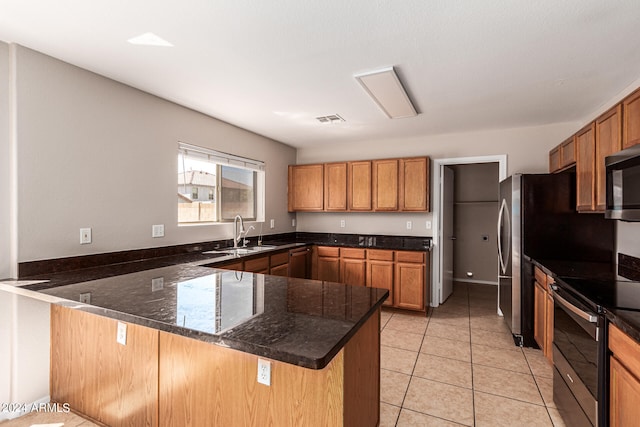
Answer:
top-left (396, 251), bottom-right (425, 263)
top-left (270, 251), bottom-right (289, 267)
top-left (244, 256), bottom-right (269, 272)
top-left (340, 248), bottom-right (365, 259)
top-left (317, 246), bottom-right (340, 257)
top-left (367, 249), bottom-right (394, 261)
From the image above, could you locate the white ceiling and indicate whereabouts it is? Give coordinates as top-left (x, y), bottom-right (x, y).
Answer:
top-left (2, 0), bottom-right (640, 148)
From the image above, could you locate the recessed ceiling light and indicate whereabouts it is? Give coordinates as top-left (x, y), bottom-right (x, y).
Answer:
top-left (127, 32), bottom-right (173, 47)
top-left (354, 67), bottom-right (417, 119)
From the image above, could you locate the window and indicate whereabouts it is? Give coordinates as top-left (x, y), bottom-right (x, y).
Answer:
top-left (178, 143), bottom-right (265, 224)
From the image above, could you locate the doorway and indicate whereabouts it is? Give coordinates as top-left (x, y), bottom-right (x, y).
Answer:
top-left (431, 155), bottom-right (507, 307)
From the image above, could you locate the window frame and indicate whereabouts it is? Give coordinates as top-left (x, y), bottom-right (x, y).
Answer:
top-left (178, 142), bottom-right (265, 225)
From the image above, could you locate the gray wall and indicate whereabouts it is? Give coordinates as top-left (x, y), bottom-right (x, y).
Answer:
top-left (13, 45), bottom-right (296, 263)
top-left (450, 163), bottom-right (499, 284)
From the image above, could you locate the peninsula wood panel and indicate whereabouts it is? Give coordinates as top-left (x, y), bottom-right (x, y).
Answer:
top-left (348, 161), bottom-right (372, 211)
top-left (50, 305), bottom-right (159, 427)
top-left (288, 164), bottom-right (324, 212)
top-left (159, 311), bottom-right (381, 427)
top-left (399, 157), bottom-right (429, 211)
top-left (343, 312), bottom-right (380, 427)
top-left (372, 159), bottom-right (399, 211)
top-left (324, 162), bottom-right (348, 211)
top-left (576, 123), bottom-right (596, 212)
top-left (595, 105), bottom-right (622, 211)
top-left (623, 87), bottom-right (640, 149)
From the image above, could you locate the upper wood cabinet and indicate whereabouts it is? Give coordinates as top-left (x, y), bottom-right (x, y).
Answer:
top-left (595, 105), bottom-right (622, 211)
top-left (372, 159), bottom-right (399, 211)
top-left (289, 156), bottom-right (430, 212)
top-left (576, 123), bottom-right (596, 212)
top-left (288, 164), bottom-right (324, 212)
top-left (549, 137), bottom-right (576, 173)
top-left (623, 87), bottom-right (640, 149)
top-left (400, 157), bottom-right (430, 211)
top-left (348, 161), bottom-right (372, 211)
top-left (324, 162), bottom-right (347, 211)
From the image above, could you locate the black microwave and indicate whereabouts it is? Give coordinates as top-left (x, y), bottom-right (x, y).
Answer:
top-left (605, 144), bottom-right (640, 221)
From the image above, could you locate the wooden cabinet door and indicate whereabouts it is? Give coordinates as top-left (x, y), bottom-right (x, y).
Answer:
top-left (288, 164), bottom-right (324, 212)
top-left (561, 136), bottom-right (577, 168)
top-left (595, 105), bottom-right (622, 211)
top-left (372, 159), bottom-right (399, 211)
top-left (289, 247), bottom-right (310, 279)
top-left (610, 356), bottom-right (640, 427)
top-left (394, 261), bottom-right (425, 311)
top-left (324, 162), bottom-right (347, 211)
top-left (348, 161), bottom-right (372, 211)
top-left (367, 260), bottom-right (394, 306)
top-left (340, 258), bottom-right (366, 287)
top-left (623, 88), bottom-right (640, 149)
top-left (317, 256), bottom-right (340, 282)
top-left (576, 123), bottom-right (596, 212)
top-left (549, 146), bottom-right (561, 173)
top-left (533, 281), bottom-right (545, 351)
top-left (400, 157), bottom-right (429, 211)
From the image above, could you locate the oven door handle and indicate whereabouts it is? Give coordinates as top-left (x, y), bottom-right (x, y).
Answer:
top-left (552, 290), bottom-right (598, 323)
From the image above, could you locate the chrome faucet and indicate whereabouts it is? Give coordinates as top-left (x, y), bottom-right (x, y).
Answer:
top-left (233, 215), bottom-right (244, 248)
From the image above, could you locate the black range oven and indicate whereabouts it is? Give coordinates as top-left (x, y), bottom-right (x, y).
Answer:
top-left (552, 283), bottom-right (605, 427)
top-left (552, 274), bottom-right (640, 427)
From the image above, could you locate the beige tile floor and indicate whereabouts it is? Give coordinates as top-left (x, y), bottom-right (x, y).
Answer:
top-left (380, 282), bottom-right (567, 427)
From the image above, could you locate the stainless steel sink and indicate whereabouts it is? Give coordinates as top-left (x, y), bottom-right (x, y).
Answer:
top-left (203, 245), bottom-right (279, 256)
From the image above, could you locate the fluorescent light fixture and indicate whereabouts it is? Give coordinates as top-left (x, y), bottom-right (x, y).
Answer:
top-left (354, 67), bottom-right (417, 119)
top-left (127, 32), bottom-right (173, 47)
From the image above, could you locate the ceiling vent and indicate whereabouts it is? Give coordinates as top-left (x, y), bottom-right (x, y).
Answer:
top-left (316, 114), bottom-right (345, 124)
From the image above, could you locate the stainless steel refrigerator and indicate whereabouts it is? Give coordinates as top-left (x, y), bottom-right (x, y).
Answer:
top-left (497, 173), bottom-right (615, 347)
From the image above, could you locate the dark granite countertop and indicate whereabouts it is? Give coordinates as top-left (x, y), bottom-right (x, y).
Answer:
top-left (1, 264), bottom-right (387, 369)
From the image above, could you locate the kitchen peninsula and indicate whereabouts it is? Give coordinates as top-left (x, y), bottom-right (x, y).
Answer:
top-left (2, 256), bottom-right (387, 426)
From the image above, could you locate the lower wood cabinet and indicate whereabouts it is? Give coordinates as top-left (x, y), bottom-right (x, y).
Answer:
top-left (533, 266), bottom-right (553, 363)
top-left (394, 251), bottom-right (425, 311)
top-left (340, 248), bottom-right (366, 287)
top-left (366, 250), bottom-right (394, 307)
top-left (288, 247), bottom-right (310, 279)
top-left (609, 324), bottom-right (640, 427)
top-left (314, 246), bottom-right (428, 312)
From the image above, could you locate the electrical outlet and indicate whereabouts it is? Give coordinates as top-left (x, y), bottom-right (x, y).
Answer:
top-left (270, 219), bottom-right (275, 229)
top-left (116, 322), bottom-right (127, 346)
top-left (426, 221), bottom-right (432, 230)
top-left (79, 292), bottom-right (91, 304)
top-left (80, 228), bottom-right (92, 244)
top-left (406, 221), bottom-right (412, 230)
top-left (152, 224), bottom-right (164, 238)
top-left (292, 219), bottom-right (296, 227)
top-left (340, 219), bottom-right (346, 228)
top-left (257, 358), bottom-right (271, 386)
top-left (151, 277), bottom-right (164, 292)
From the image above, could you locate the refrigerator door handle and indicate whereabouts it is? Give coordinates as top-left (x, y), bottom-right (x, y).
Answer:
top-left (497, 198), bottom-right (510, 275)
